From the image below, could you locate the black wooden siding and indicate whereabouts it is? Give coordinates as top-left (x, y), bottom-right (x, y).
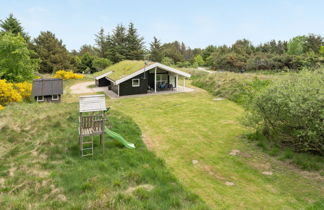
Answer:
top-left (111, 84), bottom-right (119, 95)
top-left (119, 72), bottom-right (148, 96)
top-left (96, 77), bottom-right (111, 87)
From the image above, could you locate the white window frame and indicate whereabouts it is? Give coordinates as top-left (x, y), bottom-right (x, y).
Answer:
top-left (52, 95), bottom-right (59, 101)
top-left (132, 78), bottom-right (140, 87)
top-left (37, 96), bottom-right (44, 102)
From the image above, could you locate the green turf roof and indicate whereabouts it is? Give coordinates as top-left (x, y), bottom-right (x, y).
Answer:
top-left (94, 60), bottom-right (155, 81)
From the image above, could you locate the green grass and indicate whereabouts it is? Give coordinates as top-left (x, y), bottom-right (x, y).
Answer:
top-left (246, 132), bottom-right (324, 172)
top-left (93, 60), bottom-right (154, 81)
top-left (1, 78), bottom-right (323, 209)
top-left (0, 103), bottom-right (207, 209)
top-left (108, 85), bottom-right (324, 209)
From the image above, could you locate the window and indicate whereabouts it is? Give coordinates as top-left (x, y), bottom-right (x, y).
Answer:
top-left (52, 95), bottom-right (59, 100)
top-left (37, 96), bottom-right (44, 102)
top-left (157, 74), bottom-right (168, 83)
top-left (132, 78), bottom-right (140, 87)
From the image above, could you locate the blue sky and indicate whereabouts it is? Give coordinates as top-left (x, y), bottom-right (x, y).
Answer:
top-left (1, 0), bottom-right (323, 51)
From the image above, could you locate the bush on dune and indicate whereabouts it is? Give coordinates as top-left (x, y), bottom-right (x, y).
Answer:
top-left (0, 79), bottom-right (22, 105)
top-left (53, 70), bottom-right (84, 80)
top-left (14, 81), bottom-right (32, 98)
top-left (248, 69), bottom-right (324, 154)
top-left (0, 80), bottom-right (32, 106)
top-left (190, 68), bottom-right (323, 156)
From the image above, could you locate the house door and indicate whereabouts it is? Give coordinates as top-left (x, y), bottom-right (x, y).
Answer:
top-left (169, 75), bottom-right (176, 87)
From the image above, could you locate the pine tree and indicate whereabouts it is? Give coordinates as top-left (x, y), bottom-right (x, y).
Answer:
top-left (107, 24), bottom-right (128, 63)
top-left (125, 23), bottom-right (144, 60)
top-left (78, 44), bottom-right (97, 57)
top-left (0, 14), bottom-right (30, 41)
top-left (149, 37), bottom-right (162, 62)
top-left (94, 28), bottom-right (108, 58)
top-left (32, 31), bottom-right (73, 73)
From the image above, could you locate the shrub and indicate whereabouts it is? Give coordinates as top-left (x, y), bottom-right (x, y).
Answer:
top-left (248, 69), bottom-right (324, 154)
top-left (0, 79), bottom-right (22, 105)
top-left (176, 61), bottom-right (191, 68)
top-left (92, 57), bottom-right (112, 72)
top-left (194, 55), bottom-right (205, 66)
top-left (14, 82), bottom-right (32, 98)
top-left (53, 70), bottom-right (84, 80)
top-left (210, 52), bottom-right (247, 72)
top-left (161, 57), bottom-right (174, 66)
top-left (0, 104), bottom-right (4, 110)
top-left (246, 53), bottom-right (277, 70)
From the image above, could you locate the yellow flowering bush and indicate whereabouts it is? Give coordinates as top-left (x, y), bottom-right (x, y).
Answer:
top-left (0, 79), bottom-right (22, 105)
top-left (53, 70), bottom-right (84, 80)
top-left (14, 82), bottom-right (32, 98)
top-left (0, 104), bottom-right (4, 111)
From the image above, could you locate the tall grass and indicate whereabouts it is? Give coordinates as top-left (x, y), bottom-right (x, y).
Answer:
top-left (0, 102), bottom-right (208, 209)
top-left (190, 70), bottom-right (273, 105)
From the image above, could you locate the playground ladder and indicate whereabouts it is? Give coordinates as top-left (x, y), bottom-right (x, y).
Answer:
top-left (81, 137), bottom-right (93, 157)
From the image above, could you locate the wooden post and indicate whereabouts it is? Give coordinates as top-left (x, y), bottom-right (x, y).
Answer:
top-left (183, 78), bottom-right (186, 91)
top-left (176, 75), bottom-right (179, 91)
top-left (154, 67), bottom-right (157, 93)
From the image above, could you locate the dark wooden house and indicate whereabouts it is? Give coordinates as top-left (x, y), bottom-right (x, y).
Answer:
top-left (32, 78), bottom-right (63, 102)
top-left (95, 61), bottom-right (191, 97)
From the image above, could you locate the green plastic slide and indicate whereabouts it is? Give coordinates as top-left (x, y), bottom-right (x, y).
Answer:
top-left (104, 127), bottom-right (135, 149)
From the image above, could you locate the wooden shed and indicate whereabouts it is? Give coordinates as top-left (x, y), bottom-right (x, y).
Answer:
top-left (95, 72), bottom-right (112, 87)
top-left (32, 78), bottom-right (63, 102)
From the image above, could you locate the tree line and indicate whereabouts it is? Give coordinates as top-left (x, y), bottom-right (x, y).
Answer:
top-left (0, 13), bottom-right (323, 82)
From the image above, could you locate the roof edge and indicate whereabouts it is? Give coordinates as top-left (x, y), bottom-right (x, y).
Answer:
top-left (95, 71), bottom-right (113, 80)
top-left (115, 63), bottom-right (191, 85)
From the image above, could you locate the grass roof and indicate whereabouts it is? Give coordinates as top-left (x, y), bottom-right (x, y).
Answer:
top-left (94, 60), bottom-right (154, 81)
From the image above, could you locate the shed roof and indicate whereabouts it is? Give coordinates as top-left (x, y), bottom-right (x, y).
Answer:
top-left (95, 71), bottom-right (113, 80)
top-left (79, 95), bottom-right (107, 112)
top-left (32, 78), bottom-right (63, 97)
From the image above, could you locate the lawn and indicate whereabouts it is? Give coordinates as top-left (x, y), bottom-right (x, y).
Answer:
top-left (0, 79), bottom-right (323, 209)
top-left (0, 102), bottom-right (208, 209)
top-left (109, 84), bottom-right (324, 209)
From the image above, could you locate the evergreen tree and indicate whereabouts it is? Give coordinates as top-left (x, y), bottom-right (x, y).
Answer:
top-left (32, 31), bottom-right (73, 73)
top-left (161, 41), bottom-right (184, 63)
top-left (107, 24), bottom-right (128, 63)
top-left (77, 53), bottom-right (95, 73)
top-left (0, 14), bottom-right (30, 41)
top-left (94, 28), bottom-right (108, 58)
top-left (125, 23), bottom-right (144, 60)
top-left (149, 37), bottom-right (162, 62)
top-left (303, 34), bottom-right (323, 54)
top-left (0, 33), bottom-right (38, 82)
top-left (78, 44), bottom-right (97, 57)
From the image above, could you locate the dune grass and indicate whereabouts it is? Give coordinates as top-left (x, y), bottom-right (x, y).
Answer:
top-left (0, 102), bottom-right (208, 209)
top-left (109, 85), bottom-right (324, 209)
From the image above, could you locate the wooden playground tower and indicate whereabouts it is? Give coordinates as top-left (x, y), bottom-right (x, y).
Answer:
top-left (79, 95), bottom-right (107, 157)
